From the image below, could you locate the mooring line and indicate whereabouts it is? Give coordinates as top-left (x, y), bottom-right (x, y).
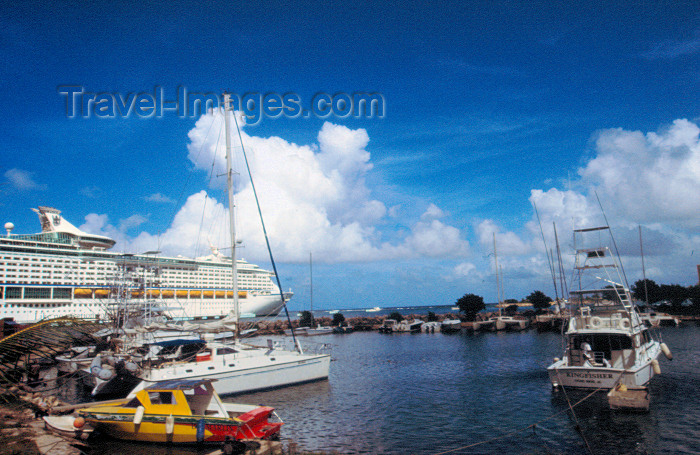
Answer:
top-left (432, 387), bottom-right (601, 455)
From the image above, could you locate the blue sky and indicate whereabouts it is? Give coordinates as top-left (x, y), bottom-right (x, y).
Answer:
top-left (2, 0), bottom-right (699, 311)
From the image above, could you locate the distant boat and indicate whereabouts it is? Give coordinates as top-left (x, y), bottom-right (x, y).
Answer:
top-left (305, 325), bottom-right (333, 336)
top-left (421, 321), bottom-right (440, 333)
top-left (638, 312), bottom-right (679, 327)
top-left (473, 234), bottom-right (528, 332)
top-left (378, 319), bottom-right (398, 333)
top-left (440, 319), bottom-right (462, 333)
top-left (366, 307), bottom-right (381, 312)
top-left (395, 319), bottom-right (423, 333)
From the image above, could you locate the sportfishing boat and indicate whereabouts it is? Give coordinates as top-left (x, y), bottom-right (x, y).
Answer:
top-left (547, 225), bottom-right (672, 389)
top-left (78, 379), bottom-right (282, 443)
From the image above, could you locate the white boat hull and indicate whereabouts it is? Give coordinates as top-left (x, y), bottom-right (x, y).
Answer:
top-left (548, 342), bottom-right (661, 389)
top-left (133, 348), bottom-right (331, 396)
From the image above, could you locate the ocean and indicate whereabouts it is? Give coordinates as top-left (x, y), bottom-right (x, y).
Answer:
top-left (79, 307), bottom-right (699, 454)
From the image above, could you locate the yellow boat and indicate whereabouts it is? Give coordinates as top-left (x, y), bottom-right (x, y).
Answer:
top-left (78, 379), bottom-right (282, 444)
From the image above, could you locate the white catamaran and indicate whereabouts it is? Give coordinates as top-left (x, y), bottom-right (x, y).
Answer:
top-left (547, 225), bottom-right (672, 389)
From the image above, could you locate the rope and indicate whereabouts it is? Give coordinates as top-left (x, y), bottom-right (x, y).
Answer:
top-left (556, 371), bottom-right (595, 455)
top-left (230, 111), bottom-right (298, 351)
top-left (432, 385), bottom-right (605, 455)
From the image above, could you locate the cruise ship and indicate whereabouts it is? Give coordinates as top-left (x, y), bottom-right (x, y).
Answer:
top-left (0, 207), bottom-right (290, 324)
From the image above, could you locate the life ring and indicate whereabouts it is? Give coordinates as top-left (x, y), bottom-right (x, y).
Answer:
top-left (619, 318), bottom-right (631, 329)
top-left (590, 316), bottom-right (602, 328)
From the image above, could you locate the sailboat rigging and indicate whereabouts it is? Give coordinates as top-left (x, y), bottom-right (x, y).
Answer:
top-left (86, 95), bottom-right (331, 398)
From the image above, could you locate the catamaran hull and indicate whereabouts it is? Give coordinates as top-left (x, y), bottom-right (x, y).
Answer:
top-left (138, 355), bottom-right (331, 396)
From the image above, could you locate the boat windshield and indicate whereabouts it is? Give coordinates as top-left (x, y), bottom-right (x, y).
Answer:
top-left (570, 334), bottom-right (633, 352)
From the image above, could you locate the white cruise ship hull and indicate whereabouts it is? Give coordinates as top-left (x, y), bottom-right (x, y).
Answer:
top-left (0, 292), bottom-right (285, 324)
top-left (1, 206), bottom-right (292, 324)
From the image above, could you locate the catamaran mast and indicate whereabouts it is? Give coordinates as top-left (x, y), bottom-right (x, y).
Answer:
top-left (493, 232), bottom-right (501, 316)
top-left (223, 93), bottom-right (239, 338)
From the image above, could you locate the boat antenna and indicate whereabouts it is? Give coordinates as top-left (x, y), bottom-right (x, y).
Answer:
top-left (594, 192), bottom-right (630, 289)
top-left (229, 98), bottom-right (299, 350)
top-left (553, 222), bottom-right (568, 299)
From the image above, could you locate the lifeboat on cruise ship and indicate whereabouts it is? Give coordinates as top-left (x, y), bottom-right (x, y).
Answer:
top-left (189, 290), bottom-right (201, 298)
top-left (131, 291), bottom-right (144, 298)
top-left (74, 288), bottom-right (92, 298)
top-left (215, 291), bottom-right (225, 298)
top-left (147, 290), bottom-right (160, 298)
top-left (203, 291), bottom-right (214, 298)
top-left (94, 289), bottom-right (109, 298)
top-left (238, 291), bottom-right (247, 299)
top-left (176, 290), bottom-right (189, 298)
top-left (161, 290), bottom-right (174, 298)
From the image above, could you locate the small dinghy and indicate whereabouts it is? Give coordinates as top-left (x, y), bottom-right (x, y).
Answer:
top-left (43, 415), bottom-right (95, 440)
top-left (607, 383), bottom-right (650, 412)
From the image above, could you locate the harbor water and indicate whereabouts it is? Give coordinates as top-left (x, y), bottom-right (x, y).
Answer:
top-left (79, 317), bottom-right (699, 454)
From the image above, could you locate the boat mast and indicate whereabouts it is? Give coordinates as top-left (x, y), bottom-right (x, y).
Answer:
top-left (223, 93), bottom-right (239, 338)
top-left (309, 252), bottom-right (313, 313)
top-left (493, 232), bottom-right (501, 316)
top-left (639, 225), bottom-right (649, 306)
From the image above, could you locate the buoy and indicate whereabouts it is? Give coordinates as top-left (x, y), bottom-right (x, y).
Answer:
top-left (652, 359), bottom-right (661, 375)
top-left (165, 414), bottom-right (175, 435)
top-left (590, 316), bottom-right (602, 328)
top-left (133, 405), bottom-right (145, 424)
top-left (660, 342), bottom-right (673, 360)
top-left (73, 416), bottom-right (85, 428)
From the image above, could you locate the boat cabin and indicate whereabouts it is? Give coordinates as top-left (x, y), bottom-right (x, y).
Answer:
top-left (123, 379), bottom-right (229, 418)
top-left (567, 333), bottom-right (643, 369)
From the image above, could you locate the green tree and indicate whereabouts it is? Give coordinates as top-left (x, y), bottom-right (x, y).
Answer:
top-left (456, 293), bottom-right (485, 321)
top-left (332, 312), bottom-right (346, 326)
top-left (388, 311), bottom-right (404, 322)
top-left (504, 304), bottom-right (519, 316)
top-left (525, 290), bottom-right (552, 311)
top-left (602, 285), bottom-right (624, 302)
top-left (299, 310), bottom-right (314, 327)
top-left (688, 285), bottom-right (700, 313)
top-left (631, 279), bottom-right (661, 304)
top-left (660, 284), bottom-right (689, 308)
